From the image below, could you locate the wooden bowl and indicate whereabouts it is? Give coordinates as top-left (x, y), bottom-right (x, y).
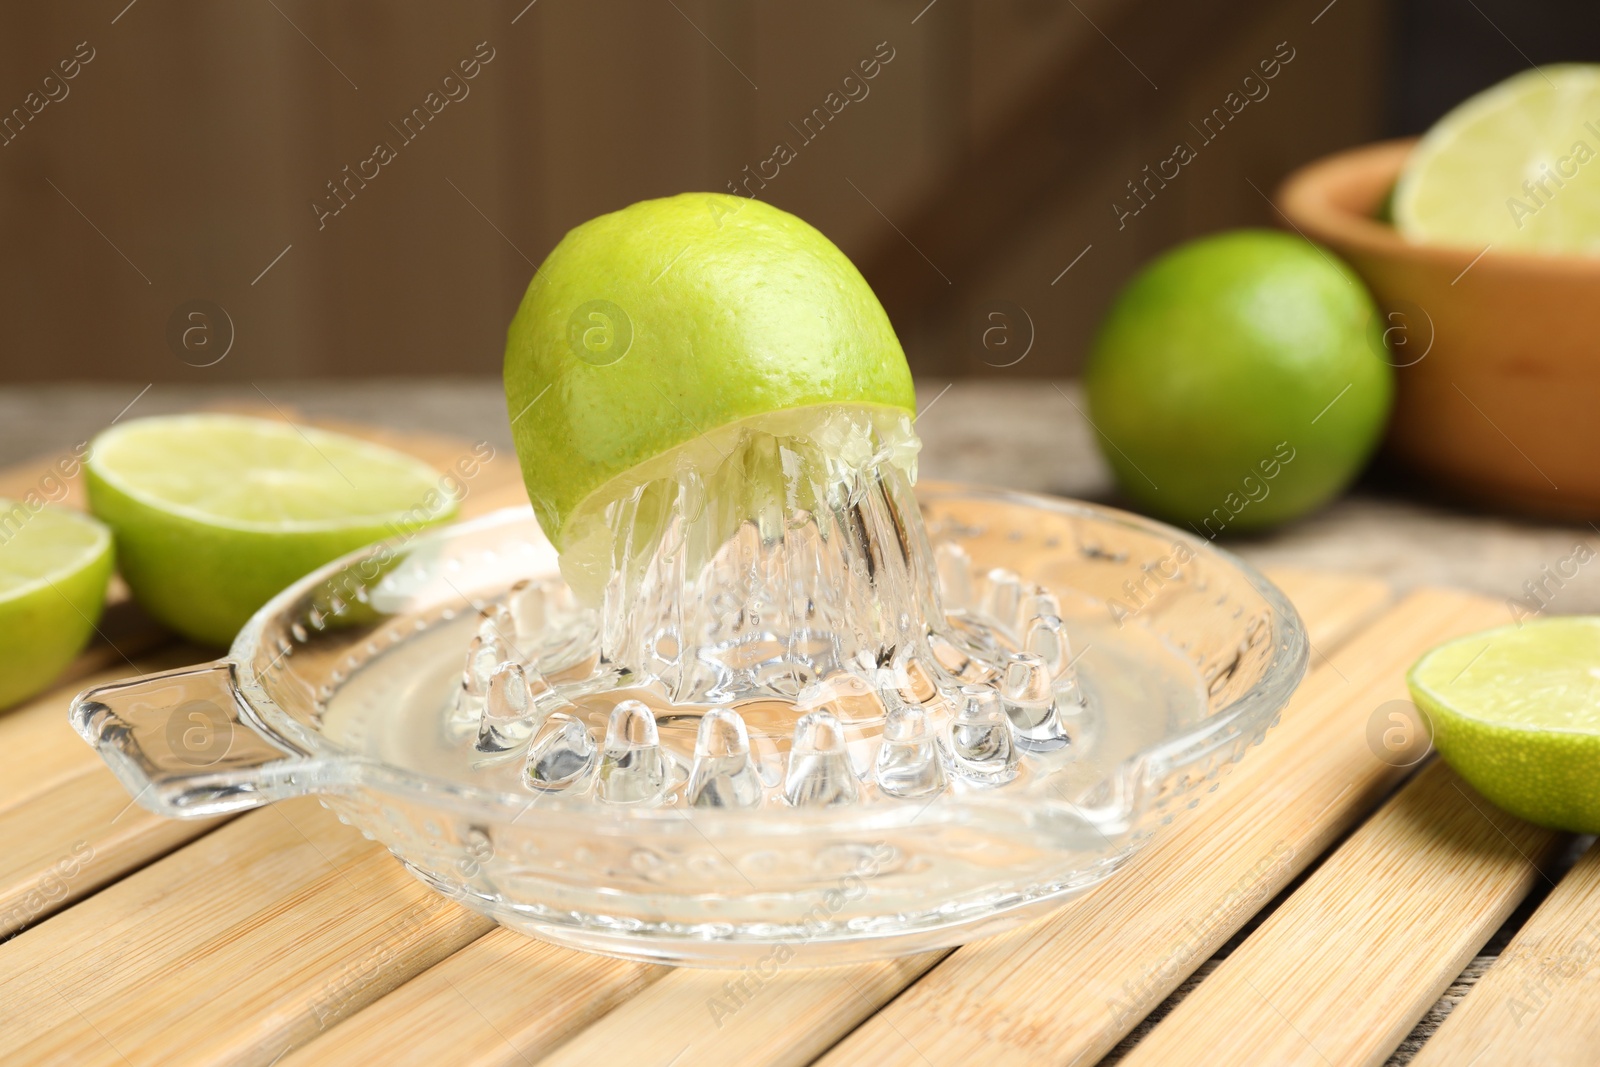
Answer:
top-left (1278, 139), bottom-right (1600, 520)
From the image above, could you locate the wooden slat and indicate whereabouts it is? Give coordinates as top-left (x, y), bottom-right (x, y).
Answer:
top-left (0, 767), bottom-right (224, 941)
top-left (282, 928), bottom-right (945, 1067)
top-left (270, 569), bottom-right (1387, 1066)
top-left (0, 649), bottom-right (231, 938)
top-left (0, 652), bottom-right (199, 808)
top-left (1268, 567), bottom-right (1392, 652)
top-left (1410, 839), bottom-right (1600, 1066)
top-left (277, 929), bottom-right (663, 1066)
top-left (814, 587), bottom-right (1509, 1067)
top-left (1122, 761), bottom-right (1562, 1066)
top-left (540, 952), bottom-right (942, 1067)
top-left (2, 664), bottom-right (138, 806)
top-left (0, 797), bottom-right (494, 1066)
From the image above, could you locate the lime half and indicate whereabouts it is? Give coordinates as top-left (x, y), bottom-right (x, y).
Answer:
top-left (503, 192), bottom-right (915, 552)
top-left (0, 502), bottom-right (113, 709)
top-left (1394, 65), bottom-right (1600, 254)
top-left (1408, 616), bottom-right (1600, 832)
top-left (87, 414), bottom-right (456, 647)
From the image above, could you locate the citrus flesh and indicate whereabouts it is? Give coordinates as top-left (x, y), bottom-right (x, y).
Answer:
top-left (556, 402), bottom-right (918, 602)
top-left (1083, 229), bottom-right (1393, 533)
top-left (87, 414), bottom-right (455, 647)
top-left (503, 192), bottom-right (915, 553)
top-left (0, 502), bottom-right (113, 709)
top-left (1395, 64), bottom-right (1600, 255)
top-left (1408, 617), bottom-right (1600, 832)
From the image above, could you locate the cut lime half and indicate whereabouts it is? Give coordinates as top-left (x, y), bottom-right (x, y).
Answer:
top-left (1394, 65), bottom-right (1600, 255)
top-left (503, 192), bottom-right (915, 552)
top-left (1408, 616), bottom-right (1600, 832)
top-left (0, 501), bottom-right (113, 710)
top-left (87, 414), bottom-right (457, 647)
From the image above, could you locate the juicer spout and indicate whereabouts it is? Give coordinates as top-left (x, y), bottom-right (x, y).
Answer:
top-left (70, 661), bottom-right (323, 818)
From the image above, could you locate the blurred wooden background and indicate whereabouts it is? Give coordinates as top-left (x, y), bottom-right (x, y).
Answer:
top-left (0, 0), bottom-right (1394, 383)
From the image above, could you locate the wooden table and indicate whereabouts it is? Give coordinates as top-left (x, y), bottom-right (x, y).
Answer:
top-left (0, 394), bottom-right (1595, 1065)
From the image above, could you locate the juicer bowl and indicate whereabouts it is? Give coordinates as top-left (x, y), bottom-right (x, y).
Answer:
top-left (71, 484), bottom-right (1306, 966)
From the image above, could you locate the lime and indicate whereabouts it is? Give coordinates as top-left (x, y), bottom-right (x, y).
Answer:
top-left (1395, 65), bottom-right (1600, 254)
top-left (0, 502), bottom-right (113, 709)
top-left (1409, 617), bottom-right (1600, 833)
top-left (86, 414), bottom-right (456, 647)
top-left (503, 192), bottom-right (915, 553)
top-left (1083, 229), bottom-right (1393, 534)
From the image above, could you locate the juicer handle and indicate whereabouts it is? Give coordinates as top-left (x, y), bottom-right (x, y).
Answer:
top-left (70, 661), bottom-right (323, 818)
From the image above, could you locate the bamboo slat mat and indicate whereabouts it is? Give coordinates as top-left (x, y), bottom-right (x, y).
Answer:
top-left (1, 420), bottom-right (1592, 1066)
top-left (1410, 841), bottom-right (1600, 1065)
top-left (1119, 759), bottom-right (1562, 1066)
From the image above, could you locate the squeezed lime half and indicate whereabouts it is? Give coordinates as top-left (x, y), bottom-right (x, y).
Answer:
top-left (503, 192), bottom-right (915, 552)
top-left (87, 414), bottom-right (455, 647)
top-left (1408, 616), bottom-right (1600, 832)
top-left (0, 501), bottom-right (113, 709)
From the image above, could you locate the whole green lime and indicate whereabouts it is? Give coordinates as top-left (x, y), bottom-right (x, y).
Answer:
top-left (503, 192), bottom-right (915, 552)
top-left (1083, 230), bottom-right (1393, 534)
